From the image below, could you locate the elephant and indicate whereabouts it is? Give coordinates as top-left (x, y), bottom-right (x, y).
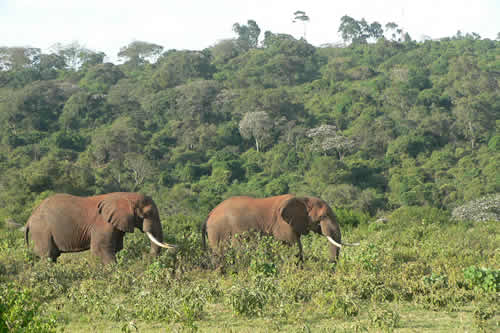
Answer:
top-left (201, 194), bottom-right (358, 263)
top-left (25, 192), bottom-right (176, 264)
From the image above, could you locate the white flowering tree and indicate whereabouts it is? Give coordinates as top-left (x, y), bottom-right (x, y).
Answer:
top-left (452, 194), bottom-right (500, 222)
top-left (239, 111), bottom-right (273, 152)
top-left (307, 124), bottom-right (357, 160)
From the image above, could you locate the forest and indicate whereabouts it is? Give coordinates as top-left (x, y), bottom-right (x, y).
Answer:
top-left (0, 16), bottom-right (499, 331)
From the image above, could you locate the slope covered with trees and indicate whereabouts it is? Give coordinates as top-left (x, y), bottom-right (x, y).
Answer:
top-left (0, 19), bottom-right (498, 225)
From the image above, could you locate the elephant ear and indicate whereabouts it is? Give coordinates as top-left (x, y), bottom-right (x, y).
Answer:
top-left (280, 197), bottom-right (309, 235)
top-left (98, 196), bottom-right (135, 233)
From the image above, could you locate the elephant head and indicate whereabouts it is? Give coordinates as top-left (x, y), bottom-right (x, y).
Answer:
top-left (279, 196), bottom-right (357, 262)
top-left (97, 193), bottom-right (175, 255)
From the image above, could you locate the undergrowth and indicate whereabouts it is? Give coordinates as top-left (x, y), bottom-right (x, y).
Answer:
top-left (1, 211), bottom-right (498, 332)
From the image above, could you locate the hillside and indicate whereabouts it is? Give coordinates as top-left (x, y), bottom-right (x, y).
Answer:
top-left (0, 22), bottom-right (499, 332)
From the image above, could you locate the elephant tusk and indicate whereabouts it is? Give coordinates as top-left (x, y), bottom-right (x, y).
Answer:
top-left (326, 236), bottom-right (343, 248)
top-left (146, 232), bottom-right (177, 249)
top-left (326, 236), bottom-right (360, 248)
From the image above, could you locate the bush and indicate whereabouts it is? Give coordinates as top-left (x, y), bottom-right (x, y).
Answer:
top-left (333, 208), bottom-right (370, 227)
top-left (463, 266), bottom-right (500, 292)
top-left (228, 285), bottom-right (267, 317)
top-left (0, 284), bottom-right (58, 332)
top-left (390, 205), bottom-right (451, 225)
top-left (369, 307), bottom-right (400, 332)
top-left (329, 295), bottom-right (360, 318)
top-left (472, 302), bottom-right (496, 331)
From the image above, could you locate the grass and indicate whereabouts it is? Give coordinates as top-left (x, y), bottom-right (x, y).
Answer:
top-left (1, 211), bottom-right (499, 332)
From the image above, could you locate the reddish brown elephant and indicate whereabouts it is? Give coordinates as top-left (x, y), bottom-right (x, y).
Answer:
top-left (202, 194), bottom-right (358, 262)
top-left (25, 192), bottom-right (176, 264)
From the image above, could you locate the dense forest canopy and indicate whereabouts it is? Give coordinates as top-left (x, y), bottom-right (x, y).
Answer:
top-left (0, 16), bottom-right (499, 224)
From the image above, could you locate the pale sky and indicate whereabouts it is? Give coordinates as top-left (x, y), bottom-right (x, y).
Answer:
top-left (1, 0), bottom-right (499, 62)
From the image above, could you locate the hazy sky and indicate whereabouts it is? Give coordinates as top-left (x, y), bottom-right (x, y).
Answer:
top-left (1, 0), bottom-right (499, 62)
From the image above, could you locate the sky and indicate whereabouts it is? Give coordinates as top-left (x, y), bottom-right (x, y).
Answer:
top-left (1, 0), bottom-right (499, 62)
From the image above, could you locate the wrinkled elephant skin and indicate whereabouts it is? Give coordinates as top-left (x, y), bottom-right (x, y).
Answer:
top-left (25, 192), bottom-right (175, 264)
top-left (202, 194), bottom-right (347, 262)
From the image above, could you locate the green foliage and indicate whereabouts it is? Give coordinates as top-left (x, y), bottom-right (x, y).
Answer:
top-left (472, 302), bottom-right (496, 331)
top-left (463, 266), bottom-right (500, 292)
top-left (333, 208), bottom-right (370, 227)
top-left (369, 307), bottom-right (400, 332)
top-left (79, 63), bottom-right (124, 93)
top-left (228, 284), bottom-right (267, 317)
top-left (1, 212), bottom-right (498, 330)
top-left (0, 284), bottom-right (58, 332)
top-left (1, 36), bottom-right (499, 224)
top-left (328, 295), bottom-right (360, 318)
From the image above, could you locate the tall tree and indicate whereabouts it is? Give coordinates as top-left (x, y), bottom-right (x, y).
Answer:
top-left (338, 15), bottom-right (383, 45)
top-left (117, 41), bottom-right (164, 67)
top-left (50, 42), bottom-right (104, 70)
top-left (232, 20), bottom-right (261, 50)
top-left (0, 47), bottom-right (40, 70)
top-left (293, 10), bottom-right (310, 39)
top-left (307, 125), bottom-right (357, 160)
top-left (239, 111), bottom-right (273, 152)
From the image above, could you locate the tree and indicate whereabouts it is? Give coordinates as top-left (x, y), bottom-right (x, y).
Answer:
top-left (117, 41), bottom-right (164, 67)
top-left (173, 80), bottom-right (221, 122)
top-left (0, 47), bottom-right (40, 70)
top-left (209, 39), bottom-right (241, 66)
top-left (293, 10), bottom-right (310, 39)
top-left (124, 152), bottom-right (154, 191)
top-left (232, 20), bottom-right (261, 50)
top-left (37, 53), bottom-right (66, 80)
top-left (0, 81), bottom-right (68, 135)
top-left (307, 125), bottom-right (357, 160)
top-left (384, 22), bottom-right (404, 42)
top-left (49, 41), bottom-right (104, 70)
top-left (448, 55), bottom-right (497, 149)
top-left (338, 16), bottom-right (383, 45)
top-left (152, 50), bottom-right (213, 89)
top-left (59, 91), bottom-right (106, 130)
top-left (79, 63), bottom-right (124, 93)
top-left (239, 111), bottom-right (273, 152)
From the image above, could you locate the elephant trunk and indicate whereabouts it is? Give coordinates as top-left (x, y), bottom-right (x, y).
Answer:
top-left (320, 219), bottom-right (342, 262)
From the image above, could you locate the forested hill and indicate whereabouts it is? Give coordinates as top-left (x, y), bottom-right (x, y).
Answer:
top-left (0, 22), bottom-right (499, 224)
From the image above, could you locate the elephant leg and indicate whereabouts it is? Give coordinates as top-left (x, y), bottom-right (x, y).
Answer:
top-left (90, 228), bottom-right (117, 265)
top-left (295, 238), bottom-right (304, 263)
top-left (32, 232), bottom-right (61, 263)
top-left (112, 231), bottom-right (125, 253)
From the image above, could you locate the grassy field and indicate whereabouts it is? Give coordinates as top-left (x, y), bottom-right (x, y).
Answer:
top-left (1, 207), bottom-right (498, 332)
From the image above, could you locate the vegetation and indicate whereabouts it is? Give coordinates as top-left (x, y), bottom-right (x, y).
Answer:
top-left (0, 16), bottom-right (499, 331)
top-left (1, 210), bottom-right (498, 331)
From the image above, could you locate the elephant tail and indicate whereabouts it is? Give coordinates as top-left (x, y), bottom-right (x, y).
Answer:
top-left (201, 218), bottom-right (208, 250)
top-left (24, 223), bottom-right (30, 247)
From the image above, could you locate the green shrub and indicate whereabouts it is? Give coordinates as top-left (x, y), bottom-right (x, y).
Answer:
top-left (329, 295), bottom-right (360, 318)
top-left (463, 266), bottom-right (500, 292)
top-left (334, 208), bottom-right (370, 227)
top-left (228, 284), bottom-right (267, 317)
top-left (390, 206), bottom-right (451, 225)
top-left (472, 302), bottom-right (496, 331)
top-left (369, 307), bottom-right (400, 332)
top-left (0, 284), bottom-right (58, 332)
top-left (422, 273), bottom-right (449, 289)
